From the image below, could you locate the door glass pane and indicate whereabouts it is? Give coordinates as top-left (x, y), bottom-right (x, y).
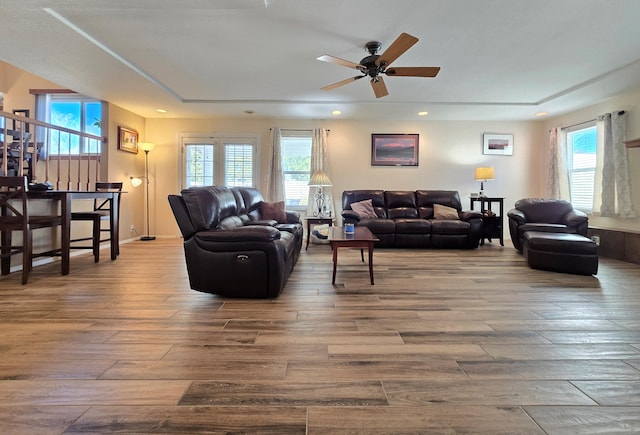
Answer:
top-left (225, 144), bottom-right (253, 186)
top-left (185, 144), bottom-right (214, 187)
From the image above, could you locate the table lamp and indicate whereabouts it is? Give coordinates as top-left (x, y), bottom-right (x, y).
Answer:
top-left (308, 170), bottom-right (333, 217)
top-left (474, 167), bottom-right (495, 197)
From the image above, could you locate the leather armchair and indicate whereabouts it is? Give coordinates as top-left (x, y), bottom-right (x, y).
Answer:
top-left (507, 198), bottom-right (588, 251)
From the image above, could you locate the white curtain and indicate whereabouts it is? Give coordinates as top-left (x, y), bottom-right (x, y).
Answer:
top-left (265, 127), bottom-right (285, 202)
top-left (546, 127), bottom-right (570, 199)
top-left (306, 128), bottom-right (334, 217)
top-left (599, 111), bottom-right (635, 218)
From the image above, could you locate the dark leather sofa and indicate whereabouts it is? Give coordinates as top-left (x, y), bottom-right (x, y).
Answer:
top-left (341, 190), bottom-right (483, 249)
top-left (507, 198), bottom-right (589, 251)
top-left (168, 186), bottom-right (303, 298)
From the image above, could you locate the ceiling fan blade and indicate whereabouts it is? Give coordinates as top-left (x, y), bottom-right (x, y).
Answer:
top-left (376, 32), bottom-right (418, 67)
top-left (385, 66), bottom-right (441, 77)
top-left (321, 75), bottom-right (365, 91)
top-left (370, 77), bottom-right (389, 98)
top-left (317, 54), bottom-right (363, 69)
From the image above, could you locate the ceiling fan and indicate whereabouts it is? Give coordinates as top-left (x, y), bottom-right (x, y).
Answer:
top-left (317, 32), bottom-right (440, 98)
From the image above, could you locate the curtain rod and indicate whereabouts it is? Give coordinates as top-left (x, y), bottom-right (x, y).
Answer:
top-left (561, 110), bottom-right (625, 131)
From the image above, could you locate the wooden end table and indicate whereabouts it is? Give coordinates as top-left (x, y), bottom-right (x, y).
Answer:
top-left (328, 226), bottom-right (379, 285)
top-left (305, 216), bottom-right (334, 250)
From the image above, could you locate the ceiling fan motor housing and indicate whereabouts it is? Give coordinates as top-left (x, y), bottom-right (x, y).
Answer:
top-left (360, 41), bottom-right (385, 77)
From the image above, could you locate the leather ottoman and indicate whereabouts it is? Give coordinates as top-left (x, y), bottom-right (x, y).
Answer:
top-left (523, 231), bottom-right (598, 276)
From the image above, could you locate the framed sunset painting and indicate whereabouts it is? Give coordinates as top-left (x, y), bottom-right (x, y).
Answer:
top-left (371, 134), bottom-right (419, 166)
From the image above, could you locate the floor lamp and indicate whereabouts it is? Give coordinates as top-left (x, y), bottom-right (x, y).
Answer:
top-left (130, 142), bottom-right (156, 241)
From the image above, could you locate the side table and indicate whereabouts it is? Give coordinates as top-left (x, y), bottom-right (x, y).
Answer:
top-left (469, 196), bottom-right (504, 246)
top-left (305, 217), bottom-right (334, 250)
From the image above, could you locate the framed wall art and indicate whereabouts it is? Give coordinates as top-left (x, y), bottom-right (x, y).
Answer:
top-left (117, 126), bottom-right (139, 154)
top-left (483, 133), bottom-right (513, 155)
top-left (371, 133), bottom-right (419, 166)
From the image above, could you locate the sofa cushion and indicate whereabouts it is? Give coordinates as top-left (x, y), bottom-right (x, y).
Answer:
top-left (416, 190), bottom-right (462, 217)
top-left (514, 198), bottom-right (574, 223)
top-left (520, 223), bottom-right (575, 234)
top-left (434, 204), bottom-right (459, 220)
top-left (395, 218), bottom-right (431, 234)
top-left (385, 191), bottom-right (418, 219)
top-left (181, 186), bottom-right (232, 231)
top-left (430, 219), bottom-right (471, 235)
top-left (260, 201), bottom-right (287, 223)
top-left (351, 199), bottom-right (378, 218)
top-left (360, 218), bottom-right (396, 234)
top-left (342, 190), bottom-right (387, 218)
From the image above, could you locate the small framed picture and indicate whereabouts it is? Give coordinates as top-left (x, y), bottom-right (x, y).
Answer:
top-left (117, 126), bottom-right (139, 154)
top-left (483, 133), bottom-right (513, 155)
top-left (371, 133), bottom-right (419, 166)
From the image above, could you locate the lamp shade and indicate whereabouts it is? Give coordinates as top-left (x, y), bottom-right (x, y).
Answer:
top-left (130, 176), bottom-right (143, 187)
top-left (308, 170), bottom-right (333, 186)
top-left (475, 167), bottom-right (496, 181)
top-left (138, 142), bottom-right (156, 152)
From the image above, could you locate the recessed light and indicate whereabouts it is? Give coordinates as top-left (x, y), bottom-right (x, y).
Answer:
top-left (155, 108), bottom-right (167, 113)
top-left (331, 110), bottom-right (342, 116)
top-left (536, 111), bottom-right (549, 117)
top-left (418, 111), bottom-right (429, 116)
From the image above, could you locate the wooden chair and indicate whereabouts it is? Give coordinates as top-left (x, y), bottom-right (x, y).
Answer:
top-left (70, 182), bottom-right (123, 262)
top-left (0, 176), bottom-right (62, 284)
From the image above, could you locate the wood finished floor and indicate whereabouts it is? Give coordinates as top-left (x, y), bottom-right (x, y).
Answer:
top-left (1, 238), bottom-right (640, 434)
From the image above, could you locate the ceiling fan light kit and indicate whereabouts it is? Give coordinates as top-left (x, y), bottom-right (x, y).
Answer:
top-left (318, 32), bottom-right (440, 98)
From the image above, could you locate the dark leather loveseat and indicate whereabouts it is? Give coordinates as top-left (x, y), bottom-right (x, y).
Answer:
top-left (507, 198), bottom-right (589, 251)
top-left (168, 186), bottom-right (303, 298)
top-left (342, 190), bottom-right (483, 249)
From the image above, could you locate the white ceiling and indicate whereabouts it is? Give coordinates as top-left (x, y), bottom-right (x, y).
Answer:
top-left (2, 0), bottom-right (640, 121)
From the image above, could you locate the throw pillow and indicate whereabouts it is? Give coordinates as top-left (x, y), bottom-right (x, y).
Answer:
top-left (260, 201), bottom-right (287, 223)
top-left (434, 203), bottom-right (459, 220)
top-left (350, 199), bottom-right (378, 219)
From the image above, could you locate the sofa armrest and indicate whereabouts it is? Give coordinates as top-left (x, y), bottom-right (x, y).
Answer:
top-left (341, 209), bottom-right (361, 224)
top-left (286, 210), bottom-right (301, 224)
top-left (458, 210), bottom-right (483, 221)
top-left (507, 208), bottom-right (526, 225)
top-left (196, 225), bottom-right (281, 243)
top-left (564, 209), bottom-right (589, 236)
top-left (564, 209), bottom-right (588, 227)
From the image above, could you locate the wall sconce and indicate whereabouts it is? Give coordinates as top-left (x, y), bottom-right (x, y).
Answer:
top-left (130, 142), bottom-right (156, 241)
top-left (308, 170), bottom-right (333, 217)
top-left (474, 166), bottom-right (495, 197)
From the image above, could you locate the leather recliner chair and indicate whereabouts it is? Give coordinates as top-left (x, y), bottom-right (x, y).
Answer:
top-left (507, 198), bottom-right (588, 251)
top-left (168, 186), bottom-right (302, 298)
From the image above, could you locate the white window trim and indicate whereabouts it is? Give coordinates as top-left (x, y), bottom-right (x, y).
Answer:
top-left (178, 133), bottom-right (260, 190)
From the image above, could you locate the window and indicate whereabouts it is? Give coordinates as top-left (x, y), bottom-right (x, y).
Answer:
top-left (35, 93), bottom-right (102, 155)
top-left (566, 123), bottom-right (597, 212)
top-left (281, 130), bottom-right (312, 208)
top-left (182, 136), bottom-right (257, 188)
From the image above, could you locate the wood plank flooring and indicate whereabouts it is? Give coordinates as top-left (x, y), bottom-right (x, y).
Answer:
top-left (2, 238), bottom-right (640, 433)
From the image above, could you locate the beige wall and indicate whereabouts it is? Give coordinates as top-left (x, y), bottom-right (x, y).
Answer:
top-left (107, 104), bottom-right (146, 240)
top-left (146, 117), bottom-right (546, 237)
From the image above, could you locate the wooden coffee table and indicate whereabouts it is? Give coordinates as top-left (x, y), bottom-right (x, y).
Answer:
top-left (328, 226), bottom-right (379, 285)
